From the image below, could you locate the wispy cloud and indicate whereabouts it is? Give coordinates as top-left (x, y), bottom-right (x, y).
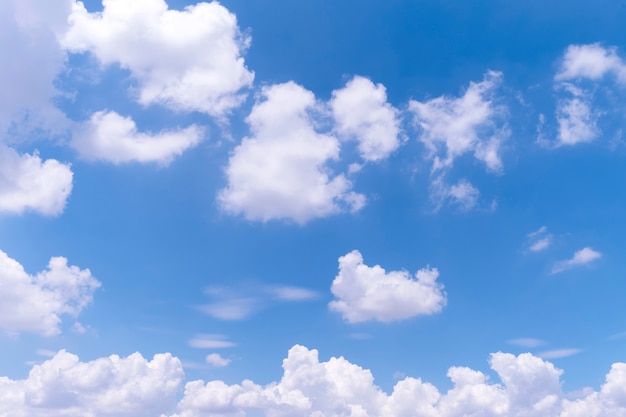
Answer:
top-left (537, 348), bottom-right (583, 359)
top-left (188, 334), bottom-right (237, 349)
top-left (608, 331), bottom-right (626, 341)
top-left (198, 283), bottom-right (319, 320)
top-left (526, 226), bottom-right (553, 252)
top-left (552, 247), bottom-right (602, 274)
top-left (508, 338), bottom-right (546, 348)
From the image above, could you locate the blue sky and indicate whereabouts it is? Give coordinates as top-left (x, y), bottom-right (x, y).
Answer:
top-left (1, 0), bottom-right (626, 416)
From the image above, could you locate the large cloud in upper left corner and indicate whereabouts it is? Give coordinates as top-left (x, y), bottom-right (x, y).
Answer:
top-left (0, 0), bottom-right (73, 138)
top-left (60, 0), bottom-right (255, 116)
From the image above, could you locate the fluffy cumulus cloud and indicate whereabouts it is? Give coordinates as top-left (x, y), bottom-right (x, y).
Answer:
top-left (0, 350), bottom-right (183, 417)
top-left (552, 44), bottom-right (626, 147)
top-left (552, 247), bottom-right (602, 274)
top-left (60, 0), bottom-right (254, 116)
top-left (555, 43), bottom-right (626, 84)
top-left (0, 145), bottom-right (73, 216)
top-left (1, 345), bottom-right (625, 417)
top-left (73, 111), bottom-right (204, 165)
top-left (0, 0), bottom-right (72, 138)
top-left (329, 250), bottom-right (446, 323)
top-left (219, 82), bottom-right (365, 223)
top-left (163, 344), bottom-right (626, 417)
top-left (205, 353), bottom-right (231, 368)
top-left (330, 76), bottom-right (403, 161)
top-left (0, 250), bottom-right (100, 336)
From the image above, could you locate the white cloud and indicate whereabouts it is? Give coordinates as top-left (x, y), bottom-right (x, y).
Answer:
top-left (205, 353), bottom-right (231, 368)
top-left (409, 70), bottom-right (508, 173)
top-left (0, 0), bottom-right (72, 139)
top-left (552, 247), bottom-right (602, 274)
top-left (555, 43), bottom-right (626, 84)
top-left (73, 110), bottom-right (204, 165)
top-left (60, 0), bottom-right (254, 116)
top-left (189, 334), bottom-right (237, 349)
top-left (527, 226), bottom-right (553, 252)
top-left (3, 346), bottom-right (626, 417)
top-left (0, 250), bottom-right (100, 336)
top-left (561, 363), bottom-right (626, 416)
top-left (0, 145), bottom-right (73, 216)
top-left (199, 283), bottom-right (319, 320)
top-left (0, 350), bottom-right (183, 417)
top-left (329, 250), bottom-right (446, 323)
top-left (330, 76), bottom-right (402, 161)
top-left (431, 177), bottom-right (480, 210)
top-left (530, 237), bottom-right (553, 252)
top-left (551, 44), bottom-right (626, 147)
top-left (218, 82), bottom-right (365, 223)
top-left (538, 349), bottom-right (583, 359)
top-left (165, 344), bottom-right (626, 417)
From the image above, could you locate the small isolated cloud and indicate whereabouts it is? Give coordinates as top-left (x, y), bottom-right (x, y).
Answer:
top-left (552, 247), bottom-right (602, 274)
top-left (330, 75), bottom-right (403, 161)
top-left (555, 84), bottom-right (599, 145)
top-left (60, 0), bottom-right (254, 116)
top-left (409, 71), bottom-right (509, 210)
top-left (508, 338), bottom-right (546, 348)
top-left (0, 350), bottom-right (183, 417)
top-left (218, 81), bottom-right (365, 223)
top-left (551, 44), bottom-right (626, 147)
top-left (205, 353), bottom-right (231, 368)
top-left (409, 70), bottom-right (508, 173)
top-left (0, 249), bottom-right (100, 337)
top-left (73, 111), bottom-right (204, 165)
top-left (527, 226), bottom-right (553, 252)
top-left (538, 349), bottom-right (583, 359)
top-left (555, 43), bottom-right (626, 84)
top-left (329, 250), bottom-right (446, 323)
top-left (189, 334), bottom-right (236, 349)
top-left (0, 145), bottom-right (73, 216)
top-left (431, 177), bottom-right (480, 211)
top-left (198, 283), bottom-right (319, 320)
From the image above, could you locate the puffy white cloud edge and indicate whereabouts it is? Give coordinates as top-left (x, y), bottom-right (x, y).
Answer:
top-left (0, 145), bottom-right (73, 216)
top-left (552, 43), bottom-right (626, 147)
top-left (73, 111), bottom-right (204, 165)
top-left (5, 345), bottom-right (623, 417)
top-left (0, 350), bottom-right (183, 417)
top-left (218, 81), bottom-right (366, 223)
top-left (60, 0), bottom-right (254, 116)
top-left (329, 250), bottom-right (446, 323)
top-left (0, 249), bottom-right (100, 336)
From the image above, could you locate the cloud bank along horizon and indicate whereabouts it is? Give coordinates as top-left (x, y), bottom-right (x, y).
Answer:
top-left (1, 0), bottom-right (626, 415)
